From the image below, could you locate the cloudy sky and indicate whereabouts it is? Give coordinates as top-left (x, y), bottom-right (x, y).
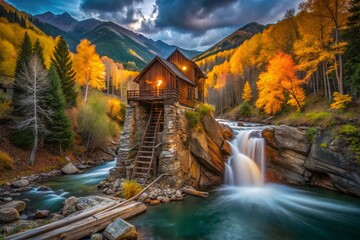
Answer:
top-left (7, 0), bottom-right (302, 51)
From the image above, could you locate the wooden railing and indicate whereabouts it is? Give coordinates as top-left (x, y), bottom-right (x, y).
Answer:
top-left (127, 89), bottom-right (179, 101)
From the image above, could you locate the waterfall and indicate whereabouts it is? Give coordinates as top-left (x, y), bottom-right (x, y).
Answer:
top-left (225, 128), bottom-right (266, 186)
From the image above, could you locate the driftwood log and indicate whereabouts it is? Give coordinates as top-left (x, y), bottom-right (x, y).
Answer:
top-left (7, 173), bottom-right (170, 240)
top-left (7, 202), bottom-right (146, 240)
top-left (182, 187), bottom-right (209, 198)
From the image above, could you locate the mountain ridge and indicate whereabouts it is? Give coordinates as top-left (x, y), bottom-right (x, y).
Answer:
top-left (33, 11), bottom-right (201, 69)
top-left (193, 22), bottom-right (265, 62)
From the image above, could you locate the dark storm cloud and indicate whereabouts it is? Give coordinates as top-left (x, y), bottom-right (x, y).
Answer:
top-left (79, 0), bottom-right (144, 25)
top-left (140, 0), bottom-right (302, 49)
top-left (80, 0), bottom-right (143, 13)
top-left (152, 0), bottom-right (300, 34)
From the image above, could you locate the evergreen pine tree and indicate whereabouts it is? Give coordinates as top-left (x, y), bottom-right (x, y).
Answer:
top-left (13, 32), bottom-right (32, 114)
top-left (344, 0), bottom-right (360, 97)
top-left (51, 36), bottom-right (78, 108)
top-left (33, 39), bottom-right (46, 69)
top-left (45, 65), bottom-right (73, 155)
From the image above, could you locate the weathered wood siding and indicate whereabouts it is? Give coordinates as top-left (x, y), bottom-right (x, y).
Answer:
top-left (138, 60), bottom-right (175, 91)
top-left (167, 51), bottom-right (197, 85)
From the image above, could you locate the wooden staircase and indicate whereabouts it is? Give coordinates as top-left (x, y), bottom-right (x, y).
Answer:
top-left (131, 105), bottom-right (163, 184)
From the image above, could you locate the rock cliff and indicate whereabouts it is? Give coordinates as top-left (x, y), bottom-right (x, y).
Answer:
top-left (263, 125), bottom-right (360, 196)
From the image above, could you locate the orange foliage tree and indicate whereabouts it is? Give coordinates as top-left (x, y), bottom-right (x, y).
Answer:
top-left (73, 39), bottom-right (105, 102)
top-left (256, 53), bottom-right (305, 114)
top-left (242, 81), bottom-right (253, 103)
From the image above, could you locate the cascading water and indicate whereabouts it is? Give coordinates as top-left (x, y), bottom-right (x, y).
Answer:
top-left (224, 122), bottom-right (266, 186)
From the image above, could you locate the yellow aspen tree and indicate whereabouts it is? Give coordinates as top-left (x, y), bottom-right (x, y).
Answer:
top-left (242, 81), bottom-right (253, 103)
top-left (73, 39), bottom-right (105, 102)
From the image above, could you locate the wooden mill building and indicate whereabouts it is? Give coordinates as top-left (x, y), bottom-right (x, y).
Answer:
top-left (109, 49), bottom-right (207, 185)
top-left (127, 49), bottom-right (206, 107)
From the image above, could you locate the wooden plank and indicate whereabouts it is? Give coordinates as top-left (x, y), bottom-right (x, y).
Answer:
top-left (7, 202), bottom-right (117, 240)
top-left (30, 202), bottom-right (147, 240)
top-left (182, 187), bottom-right (209, 198)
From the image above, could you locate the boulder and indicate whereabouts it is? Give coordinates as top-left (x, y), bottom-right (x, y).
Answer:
top-left (0, 200), bottom-right (26, 212)
top-left (220, 124), bottom-right (234, 140)
top-left (11, 179), bottom-right (29, 188)
top-left (150, 200), bottom-right (160, 206)
top-left (75, 196), bottom-right (116, 211)
top-left (162, 196), bottom-right (170, 203)
top-left (103, 218), bottom-right (137, 240)
top-left (201, 114), bottom-right (224, 148)
top-left (35, 210), bottom-right (50, 218)
top-left (0, 208), bottom-right (19, 222)
top-left (61, 162), bottom-right (80, 174)
top-left (91, 233), bottom-right (104, 240)
top-left (37, 186), bottom-right (51, 191)
top-left (62, 196), bottom-right (77, 216)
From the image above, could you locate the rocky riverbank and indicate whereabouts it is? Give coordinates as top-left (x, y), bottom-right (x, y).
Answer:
top-left (263, 125), bottom-right (360, 196)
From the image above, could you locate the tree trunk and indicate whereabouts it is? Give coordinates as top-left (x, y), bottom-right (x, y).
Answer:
top-left (84, 81), bottom-right (89, 103)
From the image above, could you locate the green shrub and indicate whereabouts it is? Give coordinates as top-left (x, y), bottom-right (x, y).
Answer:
top-left (339, 124), bottom-right (360, 162)
top-left (195, 103), bottom-right (215, 116)
top-left (78, 92), bottom-right (121, 151)
top-left (10, 129), bottom-right (33, 148)
top-left (305, 111), bottom-right (331, 122)
top-left (238, 102), bottom-right (252, 117)
top-left (121, 180), bottom-right (143, 199)
top-left (185, 110), bottom-right (200, 129)
top-left (305, 127), bottom-right (317, 143)
top-left (0, 151), bottom-right (14, 171)
top-left (320, 143), bottom-right (328, 148)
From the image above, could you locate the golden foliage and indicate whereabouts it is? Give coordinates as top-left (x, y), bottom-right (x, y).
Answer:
top-left (256, 52), bottom-right (305, 115)
top-left (121, 180), bottom-right (143, 199)
top-left (242, 81), bottom-right (253, 103)
top-left (0, 18), bottom-right (55, 76)
top-left (0, 151), bottom-right (14, 171)
top-left (330, 92), bottom-right (352, 109)
top-left (107, 97), bottom-right (125, 123)
top-left (73, 39), bottom-right (105, 100)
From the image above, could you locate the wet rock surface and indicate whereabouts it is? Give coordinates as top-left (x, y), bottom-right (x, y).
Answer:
top-left (263, 125), bottom-right (360, 196)
top-left (103, 218), bottom-right (137, 240)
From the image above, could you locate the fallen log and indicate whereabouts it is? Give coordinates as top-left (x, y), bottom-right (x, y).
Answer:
top-left (182, 187), bottom-right (209, 198)
top-left (12, 202), bottom-right (146, 240)
top-left (7, 201), bottom-right (117, 240)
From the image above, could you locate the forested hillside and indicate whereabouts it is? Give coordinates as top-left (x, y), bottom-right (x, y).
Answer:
top-left (204, 0), bottom-right (359, 119)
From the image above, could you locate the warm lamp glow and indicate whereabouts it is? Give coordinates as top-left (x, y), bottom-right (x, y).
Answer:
top-left (182, 66), bottom-right (187, 71)
top-left (157, 79), bottom-right (163, 87)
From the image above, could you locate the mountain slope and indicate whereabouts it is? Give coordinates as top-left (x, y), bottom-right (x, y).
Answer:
top-left (194, 22), bottom-right (265, 62)
top-left (33, 12), bottom-right (201, 69)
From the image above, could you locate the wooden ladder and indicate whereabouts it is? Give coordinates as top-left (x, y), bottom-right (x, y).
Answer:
top-left (131, 105), bottom-right (163, 184)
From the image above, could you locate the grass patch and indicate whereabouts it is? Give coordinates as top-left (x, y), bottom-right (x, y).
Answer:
top-left (185, 110), bottom-right (200, 129)
top-left (305, 111), bottom-right (331, 122)
top-left (121, 180), bottom-right (143, 199)
top-left (195, 103), bottom-right (215, 116)
top-left (339, 124), bottom-right (360, 162)
top-left (0, 151), bottom-right (14, 171)
top-left (305, 127), bottom-right (318, 143)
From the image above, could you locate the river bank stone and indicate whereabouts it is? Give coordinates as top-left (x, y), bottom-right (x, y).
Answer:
top-left (103, 218), bottom-right (137, 240)
top-left (11, 179), bottom-right (29, 188)
top-left (35, 210), bottom-right (50, 218)
top-left (62, 196), bottom-right (77, 216)
top-left (0, 200), bottom-right (25, 212)
top-left (61, 162), bottom-right (80, 174)
top-left (0, 208), bottom-right (19, 222)
top-left (1, 220), bottom-right (39, 235)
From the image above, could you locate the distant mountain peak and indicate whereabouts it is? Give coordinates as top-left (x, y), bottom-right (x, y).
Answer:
top-left (35, 11), bottom-right (78, 32)
top-left (193, 22), bottom-right (265, 62)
